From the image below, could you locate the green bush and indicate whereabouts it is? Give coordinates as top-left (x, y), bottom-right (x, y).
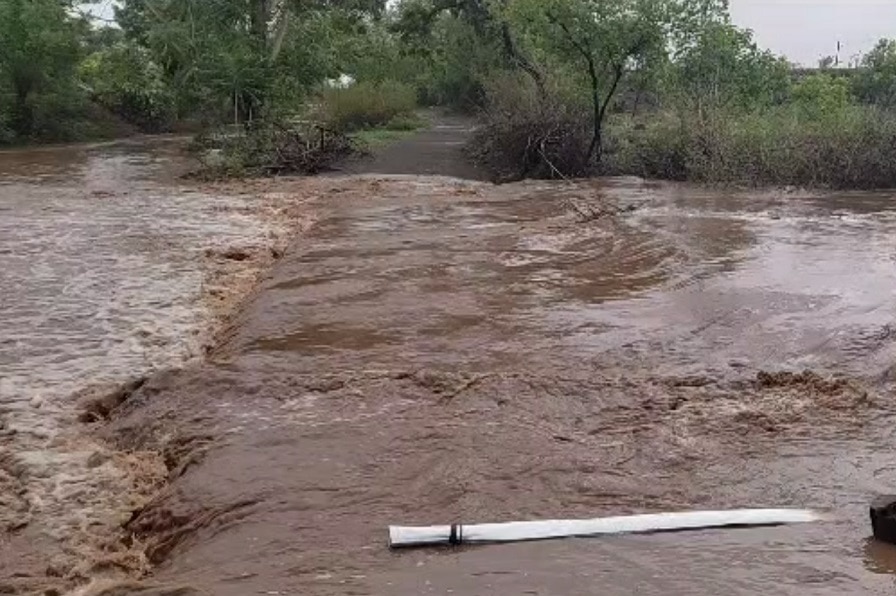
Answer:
top-left (26, 88), bottom-right (92, 142)
top-left (605, 112), bottom-right (689, 181)
top-left (321, 80), bottom-right (417, 132)
top-left (853, 39), bottom-right (896, 108)
top-left (385, 112), bottom-right (425, 130)
top-left (607, 105), bottom-right (896, 189)
top-left (792, 74), bottom-right (852, 120)
top-left (392, 12), bottom-right (500, 110)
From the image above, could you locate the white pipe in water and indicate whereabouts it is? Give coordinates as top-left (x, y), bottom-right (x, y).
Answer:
top-left (389, 508), bottom-right (821, 548)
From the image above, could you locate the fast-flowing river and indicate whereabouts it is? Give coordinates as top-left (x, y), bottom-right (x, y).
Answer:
top-left (2, 132), bottom-right (896, 595)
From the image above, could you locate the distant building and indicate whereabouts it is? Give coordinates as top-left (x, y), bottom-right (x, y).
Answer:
top-left (324, 74), bottom-right (356, 89)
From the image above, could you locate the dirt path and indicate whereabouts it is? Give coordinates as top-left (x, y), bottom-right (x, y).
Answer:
top-left (337, 111), bottom-right (488, 180)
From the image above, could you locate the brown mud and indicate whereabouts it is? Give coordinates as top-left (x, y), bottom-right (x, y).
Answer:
top-left (3, 121), bottom-right (896, 595)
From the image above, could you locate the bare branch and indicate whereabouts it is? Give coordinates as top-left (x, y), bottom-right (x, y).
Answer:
top-left (545, 11), bottom-right (592, 64)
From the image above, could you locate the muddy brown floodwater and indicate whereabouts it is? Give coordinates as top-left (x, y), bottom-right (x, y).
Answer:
top-left (0, 138), bottom-right (318, 593)
top-left (2, 126), bottom-right (896, 595)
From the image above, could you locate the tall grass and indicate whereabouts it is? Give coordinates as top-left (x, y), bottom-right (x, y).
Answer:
top-left (607, 106), bottom-right (896, 189)
top-left (321, 80), bottom-right (417, 132)
top-left (468, 69), bottom-right (896, 190)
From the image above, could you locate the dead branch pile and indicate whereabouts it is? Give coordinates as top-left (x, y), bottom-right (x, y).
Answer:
top-left (466, 78), bottom-right (592, 182)
top-left (190, 121), bottom-right (361, 179)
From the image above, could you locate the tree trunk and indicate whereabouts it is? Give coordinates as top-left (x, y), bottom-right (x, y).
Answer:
top-left (12, 81), bottom-right (33, 138)
top-left (592, 65), bottom-right (626, 168)
top-left (632, 90), bottom-right (642, 117)
top-left (270, 7), bottom-right (290, 62)
top-left (585, 56), bottom-right (601, 165)
top-left (546, 12), bottom-right (603, 166)
top-left (500, 22), bottom-right (545, 97)
top-left (246, 0), bottom-right (272, 120)
top-left (545, 13), bottom-right (640, 169)
top-left (251, 0), bottom-right (271, 46)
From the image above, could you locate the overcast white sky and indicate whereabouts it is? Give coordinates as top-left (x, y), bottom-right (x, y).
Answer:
top-left (85, 1), bottom-right (896, 67)
top-left (730, 0), bottom-right (896, 66)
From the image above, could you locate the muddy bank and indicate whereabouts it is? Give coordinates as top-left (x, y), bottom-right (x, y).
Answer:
top-left (0, 140), bottom-right (319, 594)
top-left (86, 175), bottom-right (896, 595)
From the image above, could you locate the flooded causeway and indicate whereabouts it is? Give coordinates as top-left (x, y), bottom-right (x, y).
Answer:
top-left (1, 139), bottom-right (896, 594)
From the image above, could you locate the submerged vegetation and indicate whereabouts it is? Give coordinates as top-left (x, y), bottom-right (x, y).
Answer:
top-left (4, 0), bottom-right (896, 187)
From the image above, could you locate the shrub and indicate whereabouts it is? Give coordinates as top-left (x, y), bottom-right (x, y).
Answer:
top-left (321, 80), bottom-right (417, 132)
top-left (605, 112), bottom-right (689, 180)
top-left (792, 74), bottom-right (852, 120)
top-left (853, 39), bottom-right (896, 108)
top-left (385, 112), bottom-right (425, 131)
top-left (607, 105), bottom-right (896, 189)
top-left (26, 89), bottom-right (90, 142)
top-left (467, 73), bottom-right (592, 181)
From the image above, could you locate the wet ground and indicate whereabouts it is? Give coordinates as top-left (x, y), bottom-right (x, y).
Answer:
top-left (337, 112), bottom-right (487, 180)
top-left (2, 123), bottom-right (896, 595)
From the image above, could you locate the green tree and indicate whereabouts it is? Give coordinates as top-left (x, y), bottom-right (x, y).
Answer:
top-left (854, 39), bottom-right (896, 108)
top-left (508, 0), bottom-right (675, 165)
top-left (0, 0), bottom-right (86, 139)
top-left (115, 0), bottom-right (388, 123)
top-left (80, 43), bottom-right (176, 132)
top-left (673, 21), bottom-right (790, 114)
top-left (392, 0), bottom-right (542, 106)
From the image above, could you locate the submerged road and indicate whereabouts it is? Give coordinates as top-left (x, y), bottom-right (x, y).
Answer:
top-left (112, 122), bottom-right (896, 594)
top-left (2, 118), bottom-right (896, 594)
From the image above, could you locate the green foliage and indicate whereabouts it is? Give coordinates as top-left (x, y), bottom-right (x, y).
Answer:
top-left (385, 112), bottom-right (426, 130)
top-left (392, 2), bottom-right (507, 107)
top-left (672, 22), bottom-right (790, 111)
top-left (608, 106), bottom-right (896, 189)
top-left (854, 39), bottom-right (896, 108)
top-left (0, 0), bottom-right (401, 144)
top-left (116, 0), bottom-right (269, 122)
top-left (507, 0), bottom-right (678, 163)
top-left (419, 16), bottom-right (496, 107)
top-left (321, 81), bottom-right (417, 131)
top-left (80, 44), bottom-right (176, 132)
top-left (792, 74), bottom-right (851, 120)
top-left (114, 0), bottom-right (389, 124)
top-left (352, 127), bottom-right (417, 148)
top-left (339, 19), bottom-right (403, 84)
top-left (0, 0), bottom-right (88, 141)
